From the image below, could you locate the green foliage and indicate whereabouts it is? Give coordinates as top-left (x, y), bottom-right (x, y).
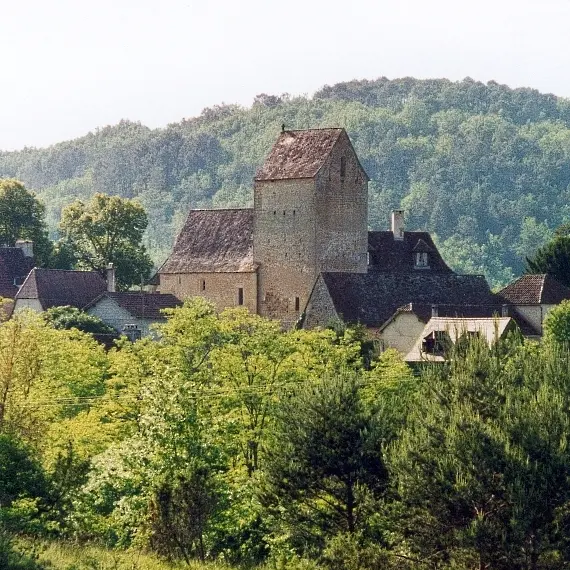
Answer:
top-left (543, 299), bottom-right (570, 343)
top-left (261, 372), bottom-right (387, 556)
top-left (58, 193), bottom-right (153, 290)
top-left (526, 232), bottom-right (570, 288)
top-left (43, 305), bottom-right (116, 335)
top-left (5, 78), bottom-right (570, 285)
top-left (0, 179), bottom-right (52, 265)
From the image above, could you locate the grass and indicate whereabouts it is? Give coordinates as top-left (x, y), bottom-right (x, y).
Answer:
top-left (11, 538), bottom-right (232, 570)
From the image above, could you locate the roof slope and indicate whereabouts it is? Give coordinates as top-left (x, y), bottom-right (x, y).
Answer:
top-left (85, 292), bottom-right (182, 320)
top-left (321, 272), bottom-right (494, 327)
top-left (255, 128), bottom-right (344, 181)
top-left (16, 268), bottom-right (107, 310)
top-left (368, 231), bottom-right (452, 272)
top-left (0, 248), bottom-right (35, 298)
top-left (159, 209), bottom-right (255, 274)
top-left (497, 273), bottom-right (570, 304)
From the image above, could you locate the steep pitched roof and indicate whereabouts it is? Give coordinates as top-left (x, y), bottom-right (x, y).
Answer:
top-left (497, 274), bottom-right (570, 305)
top-left (158, 209), bottom-right (255, 274)
top-left (16, 268), bottom-right (107, 310)
top-left (320, 272), bottom-right (494, 328)
top-left (255, 128), bottom-right (345, 181)
top-left (84, 292), bottom-right (182, 320)
top-left (367, 231), bottom-right (452, 272)
top-left (0, 248), bottom-right (35, 298)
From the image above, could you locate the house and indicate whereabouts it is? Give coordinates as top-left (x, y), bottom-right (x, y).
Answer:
top-left (156, 128), bottom-right (369, 328)
top-left (405, 316), bottom-right (517, 362)
top-left (496, 273), bottom-right (570, 338)
top-left (0, 241), bottom-right (36, 318)
top-left (14, 268), bottom-right (107, 312)
top-left (302, 211), bottom-right (496, 341)
top-left (84, 291), bottom-right (182, 338)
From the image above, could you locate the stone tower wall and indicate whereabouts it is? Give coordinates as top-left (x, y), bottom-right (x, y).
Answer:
top-left (253, 178), bottom-right (317, 327)
top-left (315, 132), bottom-right (368, 273)
top-left (253, 132), bottom-right (368, 327)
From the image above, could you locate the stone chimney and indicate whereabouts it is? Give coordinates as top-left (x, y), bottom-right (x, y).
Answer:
top-left (391, 210), bottom-right (405, 240)
top-left (15, 239), bottom-right (33, 258)
top-left (501, 304), bottom-right (509, 317)
top-left (106, 263), bottom-right (116, 293)
top-left (431, 304), bottom-right (438, 318)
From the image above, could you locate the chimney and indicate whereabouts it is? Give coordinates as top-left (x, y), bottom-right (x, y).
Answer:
top-left (391, 210), bottom-right (405, 240)
top-left (501, 304), bottom-right (509, 317)
top-left (15, 239), bottom-right (33, 258)
top-left (106, 263), bottom-right (116, 292)
top-left (431, 304), bottom-right (438, 318)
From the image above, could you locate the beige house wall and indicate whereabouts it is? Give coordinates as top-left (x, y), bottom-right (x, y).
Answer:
top-left (86, 296), bottom-right (159, 337)
top-left (158, 271), bottom-right (258, 314)
top-left (378, 313), bottom-right (427, 355)
top-left (14, 298), bottom-right (43, 313)
top-left (512, 304), bottom-right (557, 336)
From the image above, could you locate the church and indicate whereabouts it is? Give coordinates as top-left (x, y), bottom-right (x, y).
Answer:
top-left (153, 127), bottom-right (498, 336)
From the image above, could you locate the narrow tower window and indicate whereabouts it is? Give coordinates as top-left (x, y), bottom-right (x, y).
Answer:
top-left (238, 287), bottom-right (244, 306)
top-left (295, 297), bottom-right (300, 311)
top-left (340, 156), bottom-right (346, 179)
top-left (201, 279), bottom-right (206, 291)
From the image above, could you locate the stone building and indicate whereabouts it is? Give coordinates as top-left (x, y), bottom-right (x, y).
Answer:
top-left (156, 128), bottom-right (369, 328)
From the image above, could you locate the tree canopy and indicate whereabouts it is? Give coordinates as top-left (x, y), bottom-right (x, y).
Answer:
top-left (58, 193), bottom-right (153, 290)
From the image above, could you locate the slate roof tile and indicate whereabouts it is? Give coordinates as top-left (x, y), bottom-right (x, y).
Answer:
top-left (367, 231), bottom-right (452, 272)
top-left (84, 292), bottom-right (182, 320)
top-left (158, 209), bottom-right (255, 274)
top-left (321, 272), bottom-right (494, 328)
top-left (0, 248), bottom-right (35, 298)
top-left (16, 268), bottom-right (107, 310)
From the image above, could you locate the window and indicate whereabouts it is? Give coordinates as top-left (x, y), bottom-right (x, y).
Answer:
top-left (415, 252), bottom-right (429, 267)
top-left (422, 331), bottom-right (450, 356)
top-left (340, 156), bottom-right (346, 179)
top-left (201, 279), bottom-right (206, 291)
top-left (295, 297), bottom-right (300, 311)
top-left (238, 287), bottom-right (244, 306)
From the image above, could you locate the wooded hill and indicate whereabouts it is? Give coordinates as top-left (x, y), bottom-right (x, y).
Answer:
top-left (2, 77), bottom-right (570, 288)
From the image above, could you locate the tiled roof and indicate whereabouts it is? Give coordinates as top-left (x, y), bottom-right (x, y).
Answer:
top-left (321, 272), bottom-right (494, 328)
top-left (255, 128), bottom-right (344, 181)
top-left (367, 231), bottom-right (452, 272)
top-left (16, 268), bottom-right (107, 310)
top-left (497, 274), bottom-right (570, 305)
top-left (0, 248), bottom-right (35, 298)
top-left (84, 292), bottom-right (182, 320)
top-left (158, 209), bottom-right (255, 274)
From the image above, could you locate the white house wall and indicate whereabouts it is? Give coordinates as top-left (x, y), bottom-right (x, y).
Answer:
top-left (87, 296), bottom-right (156, 337)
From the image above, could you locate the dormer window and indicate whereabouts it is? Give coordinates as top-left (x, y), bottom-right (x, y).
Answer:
top-left (415, 252), bottom-right (429, 267)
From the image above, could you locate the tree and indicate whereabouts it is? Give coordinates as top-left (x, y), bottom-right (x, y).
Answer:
top-left (388, 335), bottom-right (570, 569)
top-left (261, 372), bottom-right (388, 555)
top-left (526, 231), bottom-right (570, 288)
top-left (0, 179), bottom-right (52, 265)
top-left (543, 299), bottom-right (570, 344)
top-left (43, 306), bottom-right (116, 335)
top-left (58, 193), bottom-right (153, 290)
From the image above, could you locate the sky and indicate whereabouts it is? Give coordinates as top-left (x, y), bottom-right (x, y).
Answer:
top-left (1, 0), bottom-right (569, 151)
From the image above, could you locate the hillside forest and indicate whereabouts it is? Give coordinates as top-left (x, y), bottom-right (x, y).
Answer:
top-left (2, 77), bottom-right (570, 287)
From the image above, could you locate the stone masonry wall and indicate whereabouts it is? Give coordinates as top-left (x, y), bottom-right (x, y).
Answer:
top-left (254, 178), bottom-right (317, 327)
top-left (315, 132), bottom-right (368, 274)
top-left (158, 271), bottom-right (258, 314)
